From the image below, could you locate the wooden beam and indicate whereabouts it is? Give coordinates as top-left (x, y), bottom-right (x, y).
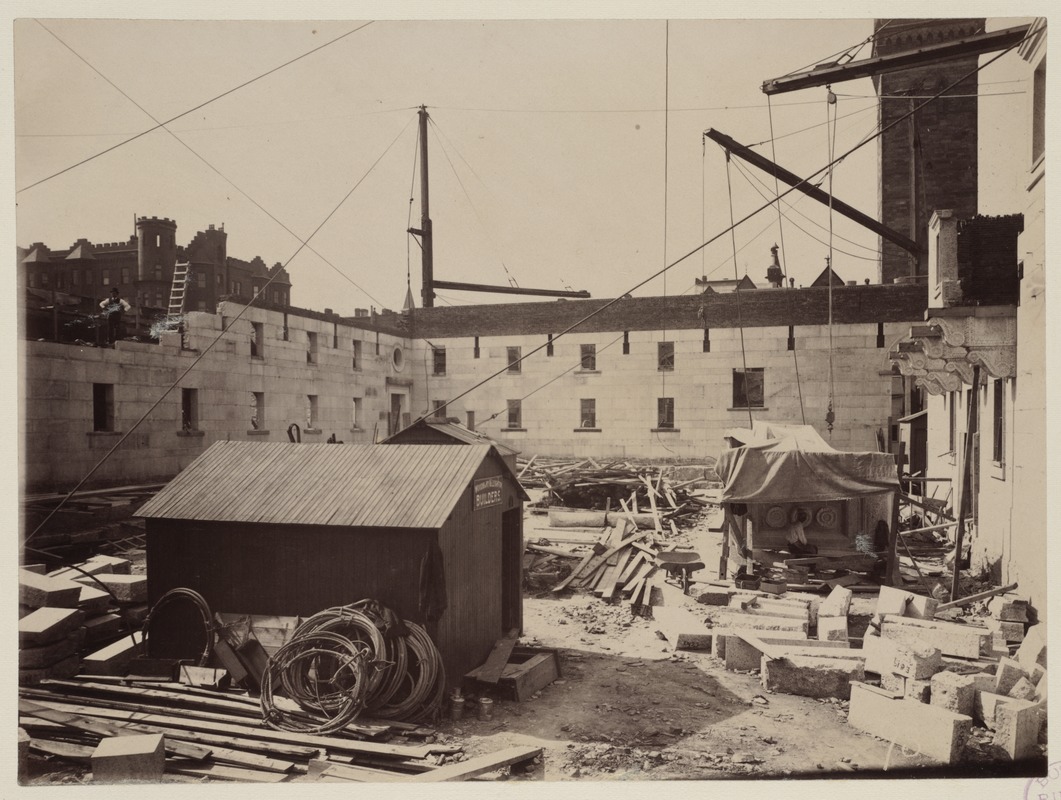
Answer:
top-left (432, 280), bottom-right (589, 298)
top-left (399, 745), bottom-right (542, 782)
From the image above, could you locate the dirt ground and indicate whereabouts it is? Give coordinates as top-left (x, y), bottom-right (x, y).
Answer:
top-left (439, 507), bottom-right (948, 781)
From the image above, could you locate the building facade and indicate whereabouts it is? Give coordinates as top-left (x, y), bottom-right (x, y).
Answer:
top-left (19, 216), bottom-right (292, 314)
top-left (407, 284), bottom-right (926, 462)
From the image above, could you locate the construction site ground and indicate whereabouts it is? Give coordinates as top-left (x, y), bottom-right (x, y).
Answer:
top-left (24, 491), bottom-right (1033, 783)
top-left (442, 504), bottom-right (945, 781)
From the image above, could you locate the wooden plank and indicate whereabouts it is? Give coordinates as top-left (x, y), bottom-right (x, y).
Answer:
top-left (20, 698), bottom-right (458, 760)
top-left (476, 635), bottom-right (520, 685)
top-left (570, 529), bottom-right (648, 585)
top-left (642, 476), bottom-right (663, 533)
top-left (18, 700), bottom-right (210, 761)
top-left (40, 680), bottom-right (265, 719)
top-left (308, 758), bottom-right (407, 782)
top-left (166, 760), bottom-right (292, 783)
top-left (400, 746), bottom-right (542, 782)
top-left (551, 549), bottom-right (596, 592)
top-left (29, 738), bottom-right (95, 762)
top-left (615, 552), bottom-right (646, 586)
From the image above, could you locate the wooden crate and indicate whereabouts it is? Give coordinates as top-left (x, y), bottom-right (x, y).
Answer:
top-left (464, 647), bottom-right (561, 701)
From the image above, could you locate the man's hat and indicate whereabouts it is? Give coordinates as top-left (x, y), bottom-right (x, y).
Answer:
top-left (110, 287), bottom-right (120, 294)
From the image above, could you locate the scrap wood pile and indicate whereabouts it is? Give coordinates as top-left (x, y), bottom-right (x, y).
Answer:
top-left (18, 677), bottom-right (538, 783)
top-left (526, 519), bottom-right (693, 613)
top-left (518, 457), bottom-right (716, 526)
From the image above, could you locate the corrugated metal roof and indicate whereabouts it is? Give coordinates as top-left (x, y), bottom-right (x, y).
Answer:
top-left (137, 442), bottom-right (512, 528)
top-left (381, 419), bottom-right (519, 456)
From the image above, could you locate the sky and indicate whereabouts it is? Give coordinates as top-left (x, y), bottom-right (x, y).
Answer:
top-left (10, 8), bottom-right (1037, 317)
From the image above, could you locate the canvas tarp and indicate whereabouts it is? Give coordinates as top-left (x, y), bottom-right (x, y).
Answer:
top-left (716, 422), bottom-right (899, 503)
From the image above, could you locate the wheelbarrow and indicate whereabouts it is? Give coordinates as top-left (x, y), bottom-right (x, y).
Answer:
top-left (655, 550), bottom-right (704, 595)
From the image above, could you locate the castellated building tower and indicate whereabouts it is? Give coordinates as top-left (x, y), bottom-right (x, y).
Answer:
top-left (873, 18), bottom-right (984, 285)
top-left (135, 216), bottom-right (178, 308)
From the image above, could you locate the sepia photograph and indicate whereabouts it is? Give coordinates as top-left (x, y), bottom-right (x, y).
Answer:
top-left (8, 3), bottom-right (1053, 794)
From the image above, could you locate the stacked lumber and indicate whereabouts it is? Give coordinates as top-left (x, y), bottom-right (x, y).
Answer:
top-left (546, 522), bottom-right (673, 612)
top-left (19, 677), bottom-right (538, 782)
top-left (518, 458), bottom-right (715, 529)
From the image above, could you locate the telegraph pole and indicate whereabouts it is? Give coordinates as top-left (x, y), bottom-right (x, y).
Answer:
top-left (417, 105), bottom-right (434, 308)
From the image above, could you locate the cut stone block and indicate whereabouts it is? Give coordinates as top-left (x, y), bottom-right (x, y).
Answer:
top-left (19, 653), bottom-right (80, 686)
top-left (891, 641), bottom-right (942, 679)
top-left (728, 596), bottom-right (810, 620)
top-left (82, 631), bottom-right (144, 676)
top-left (881, 672), bottom-right (905, 693)
top-left (971, 673), bottom-right (996, 693)
top-left (994, 657), bottom-right (1030, 696)
top-left (19, 569), bottom-right (83, 609)
top-left (653, 605), bottom-right (713, 651)
top-left (785, 592), bottom-right (822, 624)
top-left (848, 682), bottom-right (971, 764)
top-left (78, 585), bottom-right (113, 615)
top-left (987, 594), bottom-right (1030, 623)
top-left (993, 699), bottom-right (1041, 760)
top-left (1008, 676), bottom-right (1037, 701)
top-left (18, 607), bottom-right (85, 647)
top-left (124, 604), bottom-right (151, 627)
top-left (876, 585), bottom-right (937, 620)
top-left (974, 691), bottom-right (1012, 729)
top-left (22, 564), bottom-right (47, 575)
top-left (1015, 625), bottom-right (1047, 670)
top-left (91, 734), bottom-right (165, 783)
top-left (906, 678), bottom-right (932, 703)
top-left (696, 588), bottom-right (733, 606)
top-left (987, 618), bottom-right (1025, 643)
top-left (712, 628), bottom-right (808, 661)
top-left (92, 574), bottom-right (147, 605)
top-left (715, 611), bottom-right (808, 635)
top-left (84, 613), bottom-right (123, 643)
top-left (880, 616), bottom-right (989, 659)
top-left (722, 635), bottom-right (849, 673)
top-left (760, 656), bottom-right (864, 699)
top-left (818, 585), bottom-right (853, 618)
top-left (19, 629), bottom-right (85, 670)
top-left (816, 615), bottom-right (849, 642)
top-left (86, 554), bottom-right (132, 575)
top-left (930, 670), bottom-right (976, 716)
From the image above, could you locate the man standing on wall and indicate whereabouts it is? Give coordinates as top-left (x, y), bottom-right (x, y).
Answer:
top-left (99, 287), bottom-right (131, 346)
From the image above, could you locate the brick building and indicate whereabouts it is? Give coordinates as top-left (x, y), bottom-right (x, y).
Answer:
top-left (873, 18), bottom-right (984, 285)
top-left (18, 215), bottom-right (292, 314)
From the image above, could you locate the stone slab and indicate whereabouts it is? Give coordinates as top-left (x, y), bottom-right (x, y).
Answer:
top-left (930, 670), bottom-right (976, 716)
top-left (1008, 676), bottom-right (1037, 701)
top-left (82, 631), bottom-right (144, 676)
top-left (876, 585), bottom-right (937, 620)
top-left (83, 613), bottom-right (123, 643)
top-left (891, 641), bottom-right (942, 679)
top-left (19, 629), bottom-right (85, 670)
top-left (988, 594), bottom-right (1030, 623)
top-left (1015, 624), bottom-right (1047, 670)
top-left (92, 734), bottom-right (165, 783)
top-left (92, 574), bottom-right (148, 605)
top-left (78, 585), bottom-right (113, 615)
top-left (818, 585), bottom-right (853, 618)
top-left (974, 690), bottom-right (1011, 729)
top-left (848, 682), bottom-right (971, 764)
top-left (18, 607), bottom-right (85, 647)
top-left (653, 604), bottom-right (713, 651)
top-left (712, 629), bottom-right (808, 661)
top-left (993, 699), bottom-right (1041, 761)
top-left (816, 615), bottom-right (849, 642)
top-left (994, 657), bottom-right (1030, 696)
top-left (19, 653), bottom-right (80, 686)
top-left (19, 569), bottom-right (82, 609)
top-left (761, 656), bottom-right (864, 699)
top-left (880, 616), bottom-right (989, 659)
top-left (715, 611), bottom-right (809, 635)
top-left (987, 618), bottom-right (1025, 643)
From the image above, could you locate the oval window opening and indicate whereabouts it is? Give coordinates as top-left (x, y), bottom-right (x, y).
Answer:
top-left (392, 346), bottom-right (404, 371)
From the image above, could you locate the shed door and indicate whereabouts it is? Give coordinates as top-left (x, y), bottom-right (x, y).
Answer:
top-left (501, 508), bottom-right (522, 634)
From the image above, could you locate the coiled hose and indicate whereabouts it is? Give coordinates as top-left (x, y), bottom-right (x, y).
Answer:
top-left (260, 601), bottom-right (445, 732)
top-left (141, 587), bottom-right (216, 666)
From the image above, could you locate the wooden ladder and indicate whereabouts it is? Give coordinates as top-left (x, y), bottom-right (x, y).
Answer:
top-left (167, 262), bottom-right (190, 318)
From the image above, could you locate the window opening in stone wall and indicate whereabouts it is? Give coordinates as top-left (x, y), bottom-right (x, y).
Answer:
top-left (580, 398), bottom-right (597, 429)
top-left (877, 322), bottom-right (886, 348)
top-left (432, 399), bottom-right (447, 419)
top-left (307, 395), bottom-right (319, 429)
top-left (732, 368), bottom-right (765, 409)
top-left (181, 388), bottom-right (199, 431)
top-left (250, 322), bottom-right (264, 359)
top-left (352, 397), bottom-right (362, 429)
top-left (93, 383), bottom-right (114, 432)
top-left (433, 346), bottom-right (447, 376)
top-left (473, 336), bottom-right (480, 359)
top-left (333, 324), bottom-right (339, 349)
top-left (352, 339), bottom-right (361, 369)
top-left (72, 270), bottom-right (81, 285)
top-left (102, 269), bottom-right (111, 286)
top-left (197, 271), bottom-right (206, 288)
top-left (580, 343), bottom-right (596, 371)
top-left (122, 267), bottom-right (130, 285)
top-left (657, 397), bottom-right (675, 429)
top-left (703, 328), bottom-right (710, 353)
top-left (307, 331), bottom-right (318, 364)
top-left (547, 334), bottom-right (554, 357)
top-left (992, 379), bottom-right (1005, 465)
top-left (375, 332), bottom-right (380, 355)
top-left (250, 392), bottom-right (265, 430)
top-left (507, 347), bottom-right (521, 373)
top-left (623, 331), bottom-right (630, 355)
top-left (787, 325), bottom-right (795, 351)
top-left (658, 341), bottom-right (674, 371)
top-left (467, 410), bottom-right (475, 431)
top-left (507, 399), bottom-right (522, 428)
top-left (282, 313), bottom-right (289, 341)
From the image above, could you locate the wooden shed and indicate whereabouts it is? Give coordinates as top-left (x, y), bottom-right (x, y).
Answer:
top-left (382, 419), bottom-right (520, 473)
top-left (136, 441), bottom-right (528, 688)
